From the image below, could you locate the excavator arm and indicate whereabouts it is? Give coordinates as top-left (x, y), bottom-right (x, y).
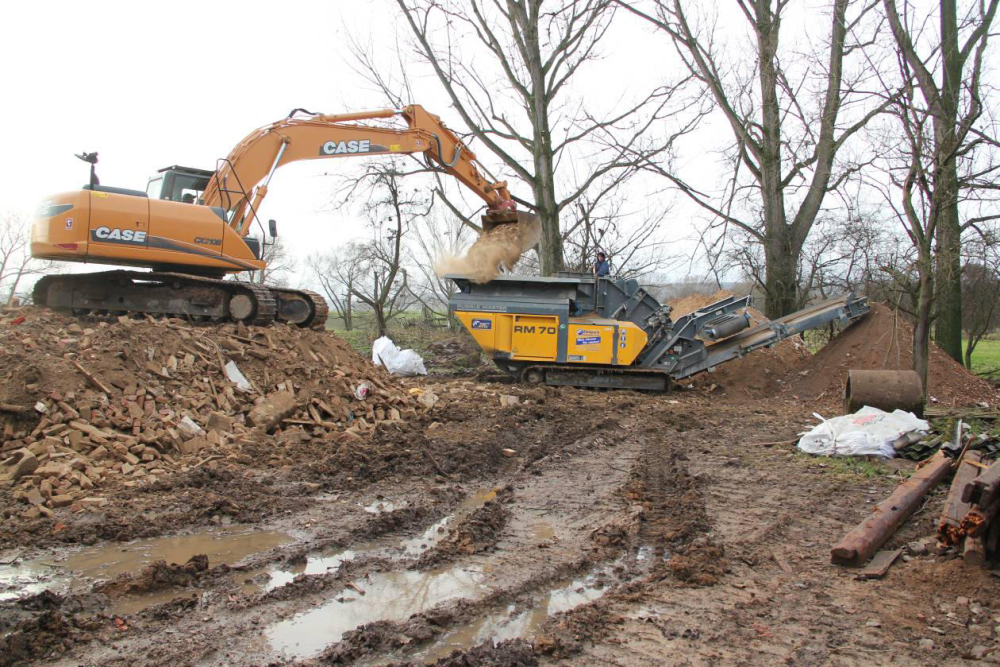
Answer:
top-left (202, 105), bottom-right (517, 236)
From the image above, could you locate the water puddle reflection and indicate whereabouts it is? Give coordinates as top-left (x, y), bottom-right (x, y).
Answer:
top-left (267, 564), bottom-right (489, 659)
top-left (413, 567), bottom-right (613, 663)
top-left (0, 529), bottom-right (291, 604)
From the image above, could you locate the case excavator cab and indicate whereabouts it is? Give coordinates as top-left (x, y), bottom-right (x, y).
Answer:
top-left (146, 166), bottom-right (214, 204)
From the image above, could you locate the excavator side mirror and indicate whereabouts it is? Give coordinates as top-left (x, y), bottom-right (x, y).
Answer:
top-left (268, 219), bottom-right (278, 239)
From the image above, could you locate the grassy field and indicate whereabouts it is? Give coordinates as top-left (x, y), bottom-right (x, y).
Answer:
top-left (325, 311), bottom-right (459, 358)
top-left (965, 337), bottom-right (1000, 377)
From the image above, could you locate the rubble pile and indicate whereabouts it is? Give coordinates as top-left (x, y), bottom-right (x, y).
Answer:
top-left (0, 307), bottom-right (422, 519)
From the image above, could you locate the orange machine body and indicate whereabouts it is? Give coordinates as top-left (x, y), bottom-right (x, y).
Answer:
top-left (32, 190), bottom-right (264, 274)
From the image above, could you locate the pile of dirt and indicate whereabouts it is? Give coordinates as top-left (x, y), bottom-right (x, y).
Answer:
top-left (793, 302), bottom-right (997, 406)
top-left (434, 214), bottom-right (541, 283)
top-left (0, 307), bottom-right (424, 519)
top-left (0, 590), bottom-right (97, 667)
top-left (668, 290), bottom-right (811, 396)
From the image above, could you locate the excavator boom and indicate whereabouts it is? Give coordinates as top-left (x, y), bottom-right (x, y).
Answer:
top-left (205, 104), bottom-right (516, 236)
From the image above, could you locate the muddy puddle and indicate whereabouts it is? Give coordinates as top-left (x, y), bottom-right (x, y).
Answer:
top-left (267, 564), bottom-right (490, 659)
top-left (243, 549), bottom-right (358, 594)
top-left (407, 564), bottom-right (617, 664)
top-left (401, 488), bottom-right (498, 556)
top-left (263, 488), bottom-right (505, 659)
top-left (0, 528), bottom-right (291, 604)
top-left (245, 488), bottom-right (501, 598)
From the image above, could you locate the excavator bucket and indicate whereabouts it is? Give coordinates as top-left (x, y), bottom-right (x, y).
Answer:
top-left (481, 209), bottom-right (535, 235)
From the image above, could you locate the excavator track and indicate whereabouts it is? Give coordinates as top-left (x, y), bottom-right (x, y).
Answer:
top-left (31, 270), bottom-right (308, 327)
top-left (269, 288), bottom-right (330, 329)
top-left (508, 363), bottom-right (671, 391)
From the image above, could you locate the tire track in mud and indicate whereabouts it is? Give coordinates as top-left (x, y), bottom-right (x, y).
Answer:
top-left (11, 392), bottom-right (734, 667)
top-left (365, 405), bottom-right (730, 667)
top-left (31, 393), bottom-right (645, 667)
top-left (253, 421), bottom-right (650, 665)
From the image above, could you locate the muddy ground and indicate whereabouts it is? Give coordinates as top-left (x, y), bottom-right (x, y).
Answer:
top-left (4, 373), bottom-right (1000, 666)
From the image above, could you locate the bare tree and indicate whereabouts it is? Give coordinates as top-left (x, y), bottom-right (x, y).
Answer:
top-left (619, 0), bottom-right (894, 318)
top-left (881, 0), bottom-right (1000, 364)
top-left (335, 159), bottom-right (428, 337)
top-left (856, 87), bottom-right (947, 389)
top-left (233, 236), bottom-right (295, 286)
top-left (560, 186), bottom-right (681, 279)
top-left (392, 0), bottom-right (696, 275)
top-left (0, 212), bottom-right (47, 306)
top-left (406, 212), bottom-right (473, 326)
top-left (307, 247), bottom-right (363, 331)
top-left (963, 235), bottom-right (1000, 370)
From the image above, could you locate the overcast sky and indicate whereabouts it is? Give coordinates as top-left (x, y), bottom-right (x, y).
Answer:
top-left (0, 0), bottom-right (716, 287)
top-left (3, 0), bottom-right (970, 292)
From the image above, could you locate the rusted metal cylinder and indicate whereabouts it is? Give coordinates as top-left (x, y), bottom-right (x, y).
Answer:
top-left (844, 370), bottom-right (924, 417)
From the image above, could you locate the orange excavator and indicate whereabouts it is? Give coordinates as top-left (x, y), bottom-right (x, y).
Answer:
top-left (30, 105), bottom-right (520, 327)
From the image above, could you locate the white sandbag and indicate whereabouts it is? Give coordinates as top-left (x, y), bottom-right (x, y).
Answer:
top-left (371, 336), bottom-right (427, 376)
top-left (797, 406), bottom-right (929, 459)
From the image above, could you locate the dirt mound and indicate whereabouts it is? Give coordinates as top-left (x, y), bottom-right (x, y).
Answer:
top-left (0, 306), bottom-right (423, 520)
top-left (0, 590), bottom-right (95, 667)
top-left (668, 290), bottom-right (811, 396)
top-left (793, 302), bottom-right (997, 406)
top-left (668, 290), bottom-right (745, 317)
top-left (98, 554), bottom-right (210, 598)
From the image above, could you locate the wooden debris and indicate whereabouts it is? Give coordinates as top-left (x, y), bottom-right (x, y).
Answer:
top-left (963, 535), bottom-right (986, 567)
top-left (962, 459), bottom-right (1000, 507)
top-left (71, 361), bottom-right (114, 395)
top-left (858, 548), bottom-right (902, 579)
top-left (939, 451), bottom-right (982, 546)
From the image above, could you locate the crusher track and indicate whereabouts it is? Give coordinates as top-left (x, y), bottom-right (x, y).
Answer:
top-left (32, 270), bottom-right (328, 328)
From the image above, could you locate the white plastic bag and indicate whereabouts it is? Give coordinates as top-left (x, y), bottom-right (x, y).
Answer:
top-left (371, 336), bottom-right (427, 376)
top-left (797, 406), bottom-right (929, 459)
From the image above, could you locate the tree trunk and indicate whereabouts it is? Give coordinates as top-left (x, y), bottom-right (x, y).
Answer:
top-left (763, 227), bottom-right (799, 319)
top-left (755, 3), bottom-right (796, 319)
top-left (933, 170), bottom-right (963, 363)
top-left (374, 304), bottom-right (388, 339)
top-left (522, 3), bottom-right (563, 276)
top-left (913, 266), bottom-right (934, 391)
top-left (344, 289), bottom-right (353, 331)
top-left (535, 195), bottom-right (563, 275)
top-left (932, 0), bottom-right (964, 364)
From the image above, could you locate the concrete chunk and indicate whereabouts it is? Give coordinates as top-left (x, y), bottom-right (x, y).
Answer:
top-left (5, 449), bottom-right (38, 481)
top-left (247, 391), bottom-right (298, 432)
top-left (35, 462), bottom-right (70, 479)
top-left (207, 411), bottom-right (233, 433)
top-left (500, 395), bottom-right (520, 407)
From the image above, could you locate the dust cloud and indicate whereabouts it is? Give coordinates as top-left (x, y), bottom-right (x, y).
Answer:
top-left (434, 213), bottom-right (541, 283)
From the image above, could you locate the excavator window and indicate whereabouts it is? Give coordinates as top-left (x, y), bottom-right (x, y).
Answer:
top-left (164, 173), bottom-right (207, 203)
top-left (146, 176), bottom-right (163, 200)
top-left (147, 167), bottom-right (212, 204)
